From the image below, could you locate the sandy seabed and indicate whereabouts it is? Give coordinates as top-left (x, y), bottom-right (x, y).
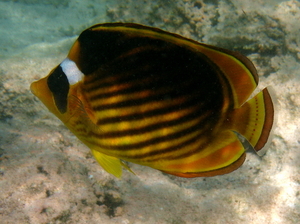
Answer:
top-left (0, 0), bottom-right (299, 223)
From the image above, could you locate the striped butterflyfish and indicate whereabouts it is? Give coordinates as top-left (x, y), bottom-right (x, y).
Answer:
top-left (30, 23), bottom-right (274, 178)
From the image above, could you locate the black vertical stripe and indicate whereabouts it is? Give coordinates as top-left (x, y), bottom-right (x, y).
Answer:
top-left (47, 66), bottom-right (69, 114)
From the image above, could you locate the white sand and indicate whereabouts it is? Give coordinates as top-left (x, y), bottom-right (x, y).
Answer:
top-left (0, 0), bottom-right (299, 223)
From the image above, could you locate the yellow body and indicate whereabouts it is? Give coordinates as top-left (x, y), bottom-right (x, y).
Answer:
top-left (31, 23), bottom-right (274, 178)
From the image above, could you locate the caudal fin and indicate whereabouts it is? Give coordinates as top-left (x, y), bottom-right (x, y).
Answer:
top-left (230, 88), bottom-right (274, 155)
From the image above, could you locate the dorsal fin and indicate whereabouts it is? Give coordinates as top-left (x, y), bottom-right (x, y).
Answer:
top-left (191, 45), bottom-right (259, 107)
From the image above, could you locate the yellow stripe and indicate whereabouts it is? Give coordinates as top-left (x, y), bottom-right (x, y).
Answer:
top-left (91, 111), bottom-right (208, 152)
top-left (92, 94), bottom-right (188, 121)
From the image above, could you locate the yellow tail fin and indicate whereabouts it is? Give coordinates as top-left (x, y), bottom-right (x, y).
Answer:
top-left (230, 88), bottom-right (274, 154)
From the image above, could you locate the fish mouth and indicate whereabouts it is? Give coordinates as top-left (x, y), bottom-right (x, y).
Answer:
top-left (30, 76), bottom-right (68, 118)
top-left (30, 77), bottom-right (54, 111)
top-left (30, 80), bottom-right (39, 97)
top-left (30, 77), bottom-right (47, 98)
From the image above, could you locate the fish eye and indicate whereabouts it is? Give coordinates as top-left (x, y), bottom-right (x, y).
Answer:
top-left (47, 66), bottom-right (69, 114)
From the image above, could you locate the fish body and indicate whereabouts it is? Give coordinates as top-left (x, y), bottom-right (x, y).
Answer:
top-left (31, 23), bottom-right (274, 178)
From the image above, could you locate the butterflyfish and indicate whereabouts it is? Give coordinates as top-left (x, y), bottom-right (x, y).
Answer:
top-left (30, 23), bottom-right (274, 178)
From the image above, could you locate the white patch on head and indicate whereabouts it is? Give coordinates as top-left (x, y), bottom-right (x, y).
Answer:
top-left (60, 58), bottom-right (84, 85)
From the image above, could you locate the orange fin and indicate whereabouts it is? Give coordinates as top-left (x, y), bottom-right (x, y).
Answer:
top-left (164, 153), bottom-right (246, 178)
top-left (230, 88), bottom-right (274, 155)
top-left (193, 45), bottom-right (259, 107)
top-left (65, 92), bottom-right (100, 133)
top-left (160, 131), bottom-right (246, 178)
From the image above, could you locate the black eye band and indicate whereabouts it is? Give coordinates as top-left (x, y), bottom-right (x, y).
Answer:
top-left (47, 66), bottom-right (69, 114)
